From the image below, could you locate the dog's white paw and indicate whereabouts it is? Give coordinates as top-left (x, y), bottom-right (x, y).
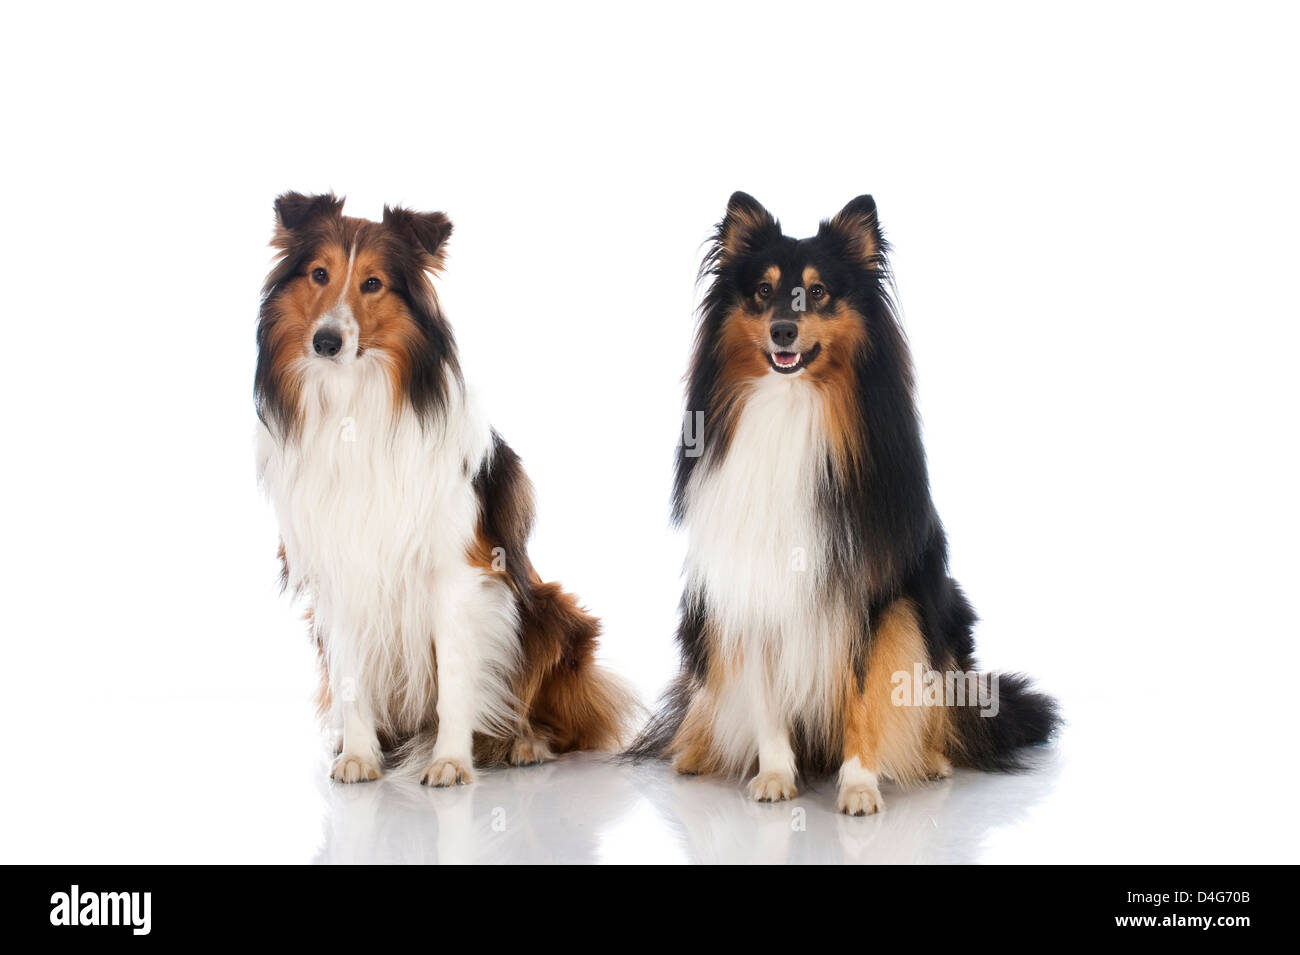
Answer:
top-left (837, 756), bottom-right (884, 815)
top-left (508, 736), bottom-right (555, 766)
top-left (420, 756), bottom-right (475, 787)
top-left (748, 770), bottom-right (797, 802)
top-left (837, 781), bottom-right (884, 815)
top-left (330, 753), bottom-right (381, 783)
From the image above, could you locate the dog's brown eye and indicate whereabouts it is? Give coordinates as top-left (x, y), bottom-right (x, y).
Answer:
top-left (311, 267), bottom-right (329, 285)
top-left (362, 277), bottom-right (382, 293)
top-left (757, 283), bottom-right (773, 299)
top-left (809, 284), bottom-right (826, 300)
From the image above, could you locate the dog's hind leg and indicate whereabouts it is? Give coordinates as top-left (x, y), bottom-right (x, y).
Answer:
top-left (507, 731), bottom-right (555, 766)
top-left (670, 689), bottom-right (720, 776)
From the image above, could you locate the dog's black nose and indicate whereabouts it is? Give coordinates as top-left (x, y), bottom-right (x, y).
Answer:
top-left (770, 322), bottom-right (798, 348)
top-left (312, 328), bottom-right (343, 358)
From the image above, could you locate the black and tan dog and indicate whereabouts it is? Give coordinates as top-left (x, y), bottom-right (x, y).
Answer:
top-left (631, 193), bottom-right (1059, 814)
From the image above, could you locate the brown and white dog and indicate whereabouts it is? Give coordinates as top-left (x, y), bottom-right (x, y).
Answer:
top-left (255, 192), bottom-right (635, 785)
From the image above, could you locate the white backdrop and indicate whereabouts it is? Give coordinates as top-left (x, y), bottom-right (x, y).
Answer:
top-left (1, 1), bottom-right (1296, 863)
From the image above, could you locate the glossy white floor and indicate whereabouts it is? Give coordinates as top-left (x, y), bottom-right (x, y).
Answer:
top-left (7, 686), bottom-right (1286, 864)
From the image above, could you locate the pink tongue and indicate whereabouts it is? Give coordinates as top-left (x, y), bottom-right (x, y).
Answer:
top-left (775, 352), bottom-right (799, 366)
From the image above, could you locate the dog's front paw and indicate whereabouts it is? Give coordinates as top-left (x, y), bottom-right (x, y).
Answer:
top-left (330, 753), bottom-right (381, 783)
top-left (837, 781), bottom-right (884, 815)
top-left (508, 736), bottom-right (555, 766)
top-left (420, 756), bottom-right (475, 787)
top-left (748, 770), bottom-right (797, 802)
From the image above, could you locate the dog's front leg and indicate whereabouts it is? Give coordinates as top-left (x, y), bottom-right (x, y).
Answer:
top-left (421, 593), bottom-right (479, 787)
top-left (330, 676), bottom-right (382, 783)
top-left (746, 666), bottom-right (797, 802)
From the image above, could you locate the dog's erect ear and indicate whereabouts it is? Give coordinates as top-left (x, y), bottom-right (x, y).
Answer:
top-left (383, 205), bottom-right (453, 263)
top-left (823, 195), bottom-right (884, 270)
top-left (274, 191), bottom-right (344, 232)
top-left (719, 191), bottom-right (778, 260)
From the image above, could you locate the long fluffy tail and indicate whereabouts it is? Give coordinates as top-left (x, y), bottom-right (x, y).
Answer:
top-left (947, 671), bottom-right (1060, 771)
top-left (518, 581), bottom-right (642, 754)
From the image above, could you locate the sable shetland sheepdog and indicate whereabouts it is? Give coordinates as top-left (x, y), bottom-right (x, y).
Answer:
top-left (255, 192), bottom-right (635, 786)
top-left (629, 193), bottom-right (1059, 814)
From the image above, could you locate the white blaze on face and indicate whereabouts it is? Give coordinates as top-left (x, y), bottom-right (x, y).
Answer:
top-left (314, 241), bottom-right (361, 361)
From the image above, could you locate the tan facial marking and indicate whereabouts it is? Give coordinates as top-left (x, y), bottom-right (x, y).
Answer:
top-left (269, 221), bottom-right (433, 411)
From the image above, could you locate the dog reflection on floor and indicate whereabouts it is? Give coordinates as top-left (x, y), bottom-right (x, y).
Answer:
top-left (311, 748), bottom-right (1060, 864)
top-left (312, 754), bottom-right (639, 864)
top-left (624, 746), bottom-right (1061, 864)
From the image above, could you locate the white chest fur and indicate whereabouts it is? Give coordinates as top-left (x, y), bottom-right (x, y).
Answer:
top-left (256, 357), bottom-right (518, 736)
top-left (683, 373), bottom-right (849, 722)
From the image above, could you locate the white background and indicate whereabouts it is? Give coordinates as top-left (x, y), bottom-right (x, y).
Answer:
top-left (1, 1), bottom-right (1296, 863)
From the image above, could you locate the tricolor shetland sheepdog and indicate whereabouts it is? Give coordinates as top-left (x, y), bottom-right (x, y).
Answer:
top-left (255, 192), bottom-right (635, 786)
top-left (630, 193), bottom-right (1059, 814)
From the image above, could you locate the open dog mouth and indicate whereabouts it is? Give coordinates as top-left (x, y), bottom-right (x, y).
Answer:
top-left (766, 342), bottom-right (821, 375)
